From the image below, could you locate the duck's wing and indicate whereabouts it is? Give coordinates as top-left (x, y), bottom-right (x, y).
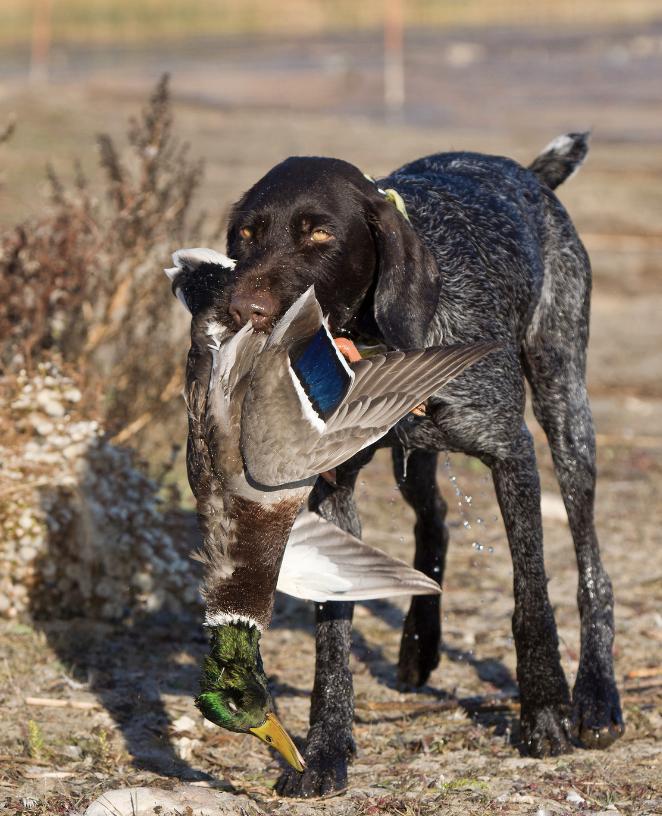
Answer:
top-left (276, 511), bottom-right (440, 602)
top-left (306, 341), bottom-right (498, 473)
top-left (244, 339), bottom-right (497, 486)
top-left (240, 287), bottom-right (357, 487)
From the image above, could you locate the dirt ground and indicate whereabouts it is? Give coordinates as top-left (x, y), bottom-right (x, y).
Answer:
top-left (1, 20), bottom-right (661, 816)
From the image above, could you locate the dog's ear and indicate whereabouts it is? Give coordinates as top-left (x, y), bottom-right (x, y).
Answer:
top-left (366, 195), bottom-right (441, 349)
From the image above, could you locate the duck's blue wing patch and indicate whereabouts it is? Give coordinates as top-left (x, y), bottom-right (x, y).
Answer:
top-left (289, 327), bottom-right (352, 420)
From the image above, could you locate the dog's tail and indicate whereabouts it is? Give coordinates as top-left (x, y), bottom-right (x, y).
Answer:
top-left (528, 131), bottom-right (590, 190)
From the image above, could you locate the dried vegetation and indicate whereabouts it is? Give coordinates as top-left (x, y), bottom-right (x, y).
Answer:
top-left (0, 74), bottom-right (204, 442)
top-left (0, 76), bottom-right (206, 623)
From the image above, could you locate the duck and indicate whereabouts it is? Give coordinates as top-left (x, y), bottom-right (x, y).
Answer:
top-left (165, 248), bottom-right (496, 772)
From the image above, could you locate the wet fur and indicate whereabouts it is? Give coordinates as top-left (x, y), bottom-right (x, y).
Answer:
top-left (222, 137), bottom-right (622, 796)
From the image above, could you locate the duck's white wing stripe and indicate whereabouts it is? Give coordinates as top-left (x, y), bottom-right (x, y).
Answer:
top-left (276, 511), bottom-right (441, 602)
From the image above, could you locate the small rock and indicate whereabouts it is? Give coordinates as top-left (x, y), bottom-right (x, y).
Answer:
top-left (566, 790), bottom-right (585, 804)
top-left (540, 492), bottom-right (568, 523)
top-left (35, 392), bottom-right (66, 418)
top-left (61, 744), bottom-right (83, 760)
top-left (63, 387), bottom-right (82, 403)
top-left (173, 735), bottom-right (201, 761)
top-left (84, 785), bottom-right (265, 816)
top-left (19, 546), bottom-right (38, 563)
top-left (171, 714), bottom-right (198, 734)
top-left (29, 416), bottom-right (55, 436)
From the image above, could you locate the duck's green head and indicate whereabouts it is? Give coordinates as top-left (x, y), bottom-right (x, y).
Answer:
top-left (195, 621), bottom-right (304, 772)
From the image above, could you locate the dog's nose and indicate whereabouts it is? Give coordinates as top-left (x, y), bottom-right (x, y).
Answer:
top-left (229, 291), bottom-right (279, 331)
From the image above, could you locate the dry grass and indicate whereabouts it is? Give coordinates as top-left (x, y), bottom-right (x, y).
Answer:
top-left (0, 75), bottom-right (205, 442)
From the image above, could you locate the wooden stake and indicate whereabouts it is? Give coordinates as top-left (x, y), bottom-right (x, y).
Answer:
top-left (30, 0), bottom-right (53, 85)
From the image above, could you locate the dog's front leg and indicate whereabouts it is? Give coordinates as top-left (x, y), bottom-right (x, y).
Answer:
top-left (276, 452), bottom-right (372, 797)
top-left (487, 426), bottom-right (574, 756)
top-left (276, 599), bottom-right (355, 797)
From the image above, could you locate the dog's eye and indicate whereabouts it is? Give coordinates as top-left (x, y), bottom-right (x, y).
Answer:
top-left (311, 228), bottom-right (334, 243)
top-left (239, 226), bottom-right (253, 240)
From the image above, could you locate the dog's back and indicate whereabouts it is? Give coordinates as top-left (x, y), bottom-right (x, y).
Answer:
top-left (376, 134), bottom-right (590, 349)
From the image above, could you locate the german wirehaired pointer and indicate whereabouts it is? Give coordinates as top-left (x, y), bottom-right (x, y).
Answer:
top-left (213, 132), bottom-right (623, 796)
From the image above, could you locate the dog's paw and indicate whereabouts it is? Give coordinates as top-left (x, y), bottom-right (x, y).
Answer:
top-left (520, 705), bottom-right (574, 757)
top-left (274, 727), bottom-right (355, 798)
top-left (573, 672), bottom-right (624, 750)
top-left (397, 603), bottom-right (440, 688)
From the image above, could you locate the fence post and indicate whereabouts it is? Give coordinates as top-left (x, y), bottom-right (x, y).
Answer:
top-left (384, 0), bottom-right (405, 116)
top-left (30, 0), bottom-right (53, 84)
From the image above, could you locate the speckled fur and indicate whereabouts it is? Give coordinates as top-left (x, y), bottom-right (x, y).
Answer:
top-left (224, 138), bottom-right (623, 796)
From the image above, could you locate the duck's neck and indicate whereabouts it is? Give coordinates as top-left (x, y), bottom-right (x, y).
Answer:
top-left (204, 621), bottom-right (262, 677)
top-left (201, 495), bottom-right (302, 631)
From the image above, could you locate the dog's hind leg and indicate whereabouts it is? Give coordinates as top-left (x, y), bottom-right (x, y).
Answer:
top-left (393, 448), bottom-right (448, 687)
top-left (523, 230), bottom-right (623, 749)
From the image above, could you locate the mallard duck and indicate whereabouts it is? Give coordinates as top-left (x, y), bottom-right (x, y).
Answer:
top-left (165, 248), bottom-right (496, 771)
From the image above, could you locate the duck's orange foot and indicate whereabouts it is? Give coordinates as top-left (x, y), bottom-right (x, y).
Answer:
top-left (333, 337), bottom-right (362, 363)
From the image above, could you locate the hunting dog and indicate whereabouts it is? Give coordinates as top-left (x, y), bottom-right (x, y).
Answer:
top-left (215, 133), bottom-right (623, 796)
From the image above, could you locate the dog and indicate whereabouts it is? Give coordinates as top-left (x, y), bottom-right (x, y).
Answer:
top-left (215, 132), bottom-right (623, 796)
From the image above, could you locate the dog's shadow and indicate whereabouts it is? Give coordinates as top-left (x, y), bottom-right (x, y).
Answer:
top-left (31, 610), bottom-right (213, 780)
top-left (30, 492), bottom-right (517, 778)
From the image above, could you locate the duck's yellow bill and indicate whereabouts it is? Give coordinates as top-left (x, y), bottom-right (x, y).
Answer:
top-left (250, 712), bottom-right (305, 772)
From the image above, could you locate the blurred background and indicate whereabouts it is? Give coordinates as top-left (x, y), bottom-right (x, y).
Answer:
top-left (1, 2), bottom-right (661, 813)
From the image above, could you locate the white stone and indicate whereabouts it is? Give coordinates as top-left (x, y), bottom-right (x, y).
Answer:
top-left (35, 392), bottom-right (66, 417)
top-left (566, 790), bottom-right (585, 804)
top-left (63, 387), bottom-right (82, 403)
top-left (171, 714), bottom-right (197, 734)
top-left (30, 416), bottom-right (55, 436)
top-left (84, 786), bottom-right (265, 816)
top-left (173, 735), bottom-right (201, 761)
top-left (540, 492), bottom-right (568, 523)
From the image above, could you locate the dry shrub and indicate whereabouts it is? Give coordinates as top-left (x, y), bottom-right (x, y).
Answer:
top-left (0, 77), bottom-right (213, 621)
top-left (0, 74), bottom-right (205, 448)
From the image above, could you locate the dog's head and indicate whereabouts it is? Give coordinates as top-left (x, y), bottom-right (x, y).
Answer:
top-left (221, 156), bottom-right (440, 348)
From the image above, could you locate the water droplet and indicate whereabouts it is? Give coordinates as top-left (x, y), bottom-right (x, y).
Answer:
top-left (472, 541), bottom-right (484, 552)
top-left (476, 517), bottom-right (484, 525)
top-left (463, 520), bottom-right (471, 529)
top-left (464, 495), bottom-right (472, 504)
